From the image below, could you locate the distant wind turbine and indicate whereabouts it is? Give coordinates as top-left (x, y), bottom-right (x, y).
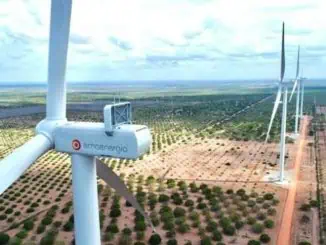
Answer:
top-left (265, 22), bottom-right (289, 182)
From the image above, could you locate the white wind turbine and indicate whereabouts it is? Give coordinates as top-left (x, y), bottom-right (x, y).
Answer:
top-left (289, 46), bottom-right (301, 136)
top-left (265, 22), bottom-right (289, 182)
top-left (0, 1), bottom-right (155, 244)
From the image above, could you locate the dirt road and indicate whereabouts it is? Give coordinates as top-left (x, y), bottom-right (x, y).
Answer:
top-left (277, 116), bottom-right (308, 245)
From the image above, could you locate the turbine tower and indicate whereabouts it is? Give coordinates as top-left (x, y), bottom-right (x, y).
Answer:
top-left (289, 46), bottom-right (301, 135)
top-left (0, 1), bottom-right (154, 244)
top-left (300, 71), bottom-right (307, 118)
top-left (265, 22), bottom-right (289, 182)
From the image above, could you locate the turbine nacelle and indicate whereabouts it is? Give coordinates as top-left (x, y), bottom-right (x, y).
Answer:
top-left (54, 122), bottom-right (151, 159)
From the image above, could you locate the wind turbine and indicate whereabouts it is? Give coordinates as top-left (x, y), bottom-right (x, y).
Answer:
top-left (289, 46), bottom-right (301, 136)
top-left (0, 1), bottom-right (154, 245)
top-left (265, 22), bottom-right (289, 182)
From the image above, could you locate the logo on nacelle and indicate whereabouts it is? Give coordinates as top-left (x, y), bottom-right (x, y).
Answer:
top-left (72, 139), bottom-right (81, 150)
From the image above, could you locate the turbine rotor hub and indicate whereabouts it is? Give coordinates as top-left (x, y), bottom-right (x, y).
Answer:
top-left (36, 119), bottom-right (68, 144)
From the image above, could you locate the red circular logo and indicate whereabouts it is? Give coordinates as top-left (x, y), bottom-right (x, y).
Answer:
top-left (72, 139), bottom-right (81, 150)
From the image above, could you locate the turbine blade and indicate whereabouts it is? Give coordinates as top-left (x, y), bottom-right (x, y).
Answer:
top-left (280, 22), bottom-right (285, 82)
top-left (296, 46), bottom-right (300, 79)
top-left (289, 80), bottom-right (297, 102)
top-left (265, 86), bottom-right (282, 142)
top-left (0, 135), bottom-right (52, 194)
top-left (46, 0), bottom-right (72, 120)
top-left (96, 158), bottom-right (156, 232)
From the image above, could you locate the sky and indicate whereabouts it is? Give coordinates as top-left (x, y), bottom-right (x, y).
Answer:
top-left (0, 0), bottom-right (325, 83)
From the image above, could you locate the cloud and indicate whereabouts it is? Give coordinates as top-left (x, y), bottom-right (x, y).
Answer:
top-left (0, 0), bottom-right (325, 81)
top-left (108, 37), bottom-right (132, 51)
top-left (70, 34), bottom-right (91, 45)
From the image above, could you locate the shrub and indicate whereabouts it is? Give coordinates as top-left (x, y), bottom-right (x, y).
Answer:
top-left (173, 207), bottom-right (186, 218)
top-left (167, 239), bottom-right (178, 245)
top-left (298, 241), bottom-right (311, 245)
top-left (166, 230), bottom-right (176, 238)
top-left (5, 208), bottom-right (13, 215)
top-left (263, 193), bottom-right (274, 201)
top-left (200, 236), bottom-right (212, 245)
top-left (103, 232), bottom-right (115, 242)
top-left (118, 234), bottom-right (132, 245)
top-left (256, 212), bottom-right (266, 221)
top-left (267, 208), bottom-right (276, 216)
top-left (15, 230), bottom-right (28, 239)
top-left (205, 221), bottom-right (217, 232)
top-left (252, 223), bottom-right (264, 234)
top-left (264, 219), bottom-right (274, 228)
top-left (0, 233), bottom-right (10, 245)
top-left (247, 200), bottom-right (256, 208)
top-left (148, 234), bottom-right (162, 245)
top-left (196, 203), bottom-right (207, 210)
top-left (23, 220), bottom-right (34, 231)
top-left (110, 208), bottom-right (121, 218)
top-left (37, 225), bottom-right (46, 234)
top-left (300, 215), bottom-right (310, 224)
top-left (236, 189), bottom-right (246, 196)
top-left (135, 221), bottom-right (146, 231)
top-left (122, 228), bottom-right (132, 236)
top-left (259, 234), bottom-right (271, 243)
top-left (300, 203), bottom-right (311, 212)
top-left (42, 216), bottom-right (53, 226)
top-left (185, 200), bottom-right (194, 207)
top-left (163, 222), bottom-right (175, 231)
top-left (223, 225), bottom-right (236, 236)
top-left (106, 224), bottom-right (119, 233)
top-left (247, 216), bottom-right (256, 225)
top-left (63, 221), bottom-right (74, 232)
top-left (235, 220), bottom-right (244, 229)
top-left (219, 217), bottom-right (231, 228)
top-left (248, 240), bottom-right (261, 245)
top-left (310, 200), bottom-right (318, 207)
top-left (158, 195), bottom-right (169, 203)
top-left (177, 223), bottom-right (190, 234)
top-left (212, 230), bottom-right (222, 241)
top-left (53, 221), bottom-right (62, 228)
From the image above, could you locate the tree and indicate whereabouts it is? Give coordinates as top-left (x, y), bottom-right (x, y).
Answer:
top-left (252, 223), bottom-right (264, 234)
top-left (177, 223), bottom-right (190, 234)
top-left (173, 207), bottom-right (186, 218)
top-left (122, 228), bottom-right (132, 235)
top-left (200, 236), bottom-right (212, 245)
top-left (264, 219), bottom-right (274, 228)
top-left (259, 234), bottom-right (271, 243)
top-left (223, 225), bottom-right (236, 236)
top-left (0, 233), bottom-right (10, 245)
top-left (106, 224), bottom-right (119, 233)
top-left (119, 234), bottom-right (132, 245)
top-left (212, 230), bottom-right (222, 241)
top-left (23, 220), bottom-right (34, 231)
top-left (110, 208), bottom-right (122, 218)
top-left (158, 194), bottom-right (170, 203)
top-left (135, 221), bottom-right (146, 231)
top-left (148, 234), bottom-right (162, 245)
top-left (248, 240), bottom-right (261, 245)
top-left (167, 239), bottom-right (178, 245)
top-left (63, 221), bottom-right (74, 232)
